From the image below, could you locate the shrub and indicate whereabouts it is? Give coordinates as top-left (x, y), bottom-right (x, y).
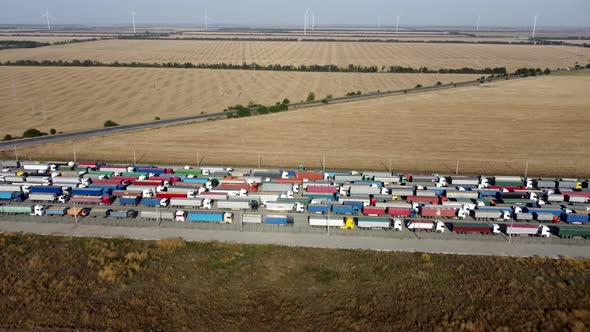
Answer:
top-left (49, 128), bottom-right (56, 135)
top-left (282, 98), bottom-right (290, 105)
top-left (306, 92), bottom-right (315, 102)
top-left (321, 98), bottom-right (329, 104)
top-left (356, 91), bottom-right (362, 95)
top-left (436, 81), bottom-right (442, 85)
top-left (22, 128), bottom-right (45, 137)
top-left (3, 134), bottom-right (12, 141)
top-left (103, 120), bottom-right (119, 127)
top-left (415, 84), bottom-right (422, 88)
top-left (154, 116), bottom-right (160, 120)
top-left (157, 238), bottom-right (186, 252)
top-left (326, 94), bottom-right (333, 99)
top-left (543, 68), bottom-right (551, 75)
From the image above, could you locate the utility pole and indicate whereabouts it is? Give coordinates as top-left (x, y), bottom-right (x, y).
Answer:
top-left (327, 206), bottom-right (330, 236)
top-left (14, 145), bottom-right (18, 162)
top-left (258, 153), bottom-right (261, 169)
top-left (455, 160), bottom-right (460, 176)
top-left (197, 152), bottom-right (200, 167)
top-left (133, 149), bottom-right (136, 166)
top-left (73, 146), bottom-right (77, 163)
top-left (388, 159), bottom-right (392, 173)
top-left (322, 154), bottom-right (326, 172)
top-left (240, 210), bottom-right (243, 232)
top-left (524, 161), bottom-right (529, 178)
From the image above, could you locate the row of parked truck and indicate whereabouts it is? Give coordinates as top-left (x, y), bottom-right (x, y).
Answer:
top-left (1, 160), bottom-right (589, 230)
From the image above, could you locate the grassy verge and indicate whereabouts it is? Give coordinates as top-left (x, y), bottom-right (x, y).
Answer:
top-left (0, 233), bottom-right (589, 330)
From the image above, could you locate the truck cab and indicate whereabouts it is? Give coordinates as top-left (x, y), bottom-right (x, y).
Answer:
top-left (341, 217), bottom-right (355, 230)
top-left (175, 210), bottom-right (186, 222)
top-left (492, 224), bottom-right (501, 234)
top-left (34, 205), bottom-right (46, 216)
top-left (142, 189), bottom-right (154, 198)
top-left (435, 176), bottom-right (448, 187)
top-left (478, 177), bottom-right (489, 189)
top-left (434, 220), bottom-right (446, 233)
top-left (42, 177), bottom-right (52, 186)
top-left (538, 225), bottom-right (551, 238)
top-left (501, 211), bottom-right (512, 220)
top-left (57, 195), bottom-right (68, 204)
top-left (203, 199), bottom-right (213, 209)
top-left (457, 209), bottom-right (466, 219)
top-left (159, 198), bottom-right (170, 207)
top-left (295, 202), bottom-right (305, 213)
top-left (393, 218), bottom-right (403, 231)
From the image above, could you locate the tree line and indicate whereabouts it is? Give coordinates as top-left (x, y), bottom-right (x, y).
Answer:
top-left (0, 59), bottom-right (509, 75)
top-left (0, 40), bottom-right (50, 50)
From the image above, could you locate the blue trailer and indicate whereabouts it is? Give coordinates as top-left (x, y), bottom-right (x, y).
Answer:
top-left (30, 186), bottom-right (63, 194)
top-left (72, 187), bottom-right (104, 196)
top-left (303, 193), bottom-right (336, 201)
top-left (119, 196), bottom-right (141, 206)
top-left (109, 210), bottom-right (137, 218)
top-left (477, 190), bottom-right (500, 198)
top-left (89, 184), bottom-right (125, 192)
top-left (563, 213), bottom-right (590, 224)
top-left (307, 204), bottom-right (330, 213)
top-left (136, 168), bottom-right (167, 175)
top-left (342, 201), bottom-right (364, 210)
top-left (331, 204), bottom-right (359, 215)
top-left (140, 198), bottom-right (165, 207)
top-left (265, 215), bottom-right (289, 225)
top-left (280, 170), bottom-right (296, 177)
top-left (0, 191), bottom-right (26, 202)
top-left (187, 211), bottom-right (232, 223)
top-left (352, 180), bottom-right (383, 188)
top-left (45, 206), bottom-right (67, 216)
top-left (183, 178), bottom-right (210, 184)
top-left (525, 207), bottom-right (563, 216)
top-left (477, 206), bottom-right (514, 213)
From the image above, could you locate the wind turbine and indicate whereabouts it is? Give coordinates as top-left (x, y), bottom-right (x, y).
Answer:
top-left (41, 8), bottom-right (52, 30)
top-left (204, 8), bottom-right (210, 31)
top-left (304, 8), bottom-right (310, 35)
top-left (396, 15), bottom-right (400, 34)
top-left (476, 15), bottom-right (481, 33)
top-left (312, 11), bottom-right (315, 31)
top-left (532, 15), bottom-right (538, 39)
top-left (131, 10), bottom-right (137, 33)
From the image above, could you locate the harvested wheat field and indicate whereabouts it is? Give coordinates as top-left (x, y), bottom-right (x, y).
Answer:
top-left (11, 75), bottom-right (590, 177)
top-left (0, 39), bottom-right (587, 71)
top-left (0, 66), bottom-right (478, 135)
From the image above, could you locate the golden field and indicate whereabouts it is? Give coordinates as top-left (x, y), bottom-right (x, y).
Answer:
top-left (9, 74), bottom-right (590, 177)
top-left (0, 39), bottom-right (586, 71)
top-left (0, 66), bottom-right (478, 135)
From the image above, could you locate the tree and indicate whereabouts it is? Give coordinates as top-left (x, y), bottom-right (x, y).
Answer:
top-left (321, 98), bottom-right (329, 104)
top-left (154, 116), bottom-right (160, 120)
top-left (306, 92), bottom-right (315, 102)
top-left (326, 94), bottom-right (333, 99)
top-left (436, 81), bottom-right (442, 85)
top-left (22, 128), bottom-right (44, 137)
top-left (3, 134), bottom-right (12, 141)
top-left (543, 68), bottom-right (551, 75)
top-left (103, 120), bottom-right (119, 127)
top-left (49, 128), bottom-right (56, 135)
top-left (282, 98), bottom-right (290, 105)
top-left (415, 84), bottom-right (422, 88)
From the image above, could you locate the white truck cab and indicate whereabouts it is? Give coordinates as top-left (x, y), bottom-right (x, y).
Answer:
top-left (57, 195), bottom-right (68, 204)
top-left (492, 224), bottom-right (501, 234)
top-left (159, 198), bottom-right (170, 207)
top-left (142, 189), bottom-right (155, 198)
top-left (295, 202), bottom-right (305, 213)
top-left (33, 205), bottom-right (46, 216)
top-left (502, 211), bottom-right (512, 219)
top-left (435, 176), bottom-right (448, 187)
top-left (538, 225), bottom-right (551, 238)
top-left (42, 177), bottom-right (52, 186)
top-left (21, 185), bottom-right (32, 194)
top-left (203, 199), bottom-right (213, 209)
top-left (525, 178), bottom-right (534, 189)
top-left (381, 187), bottom-right (390, 195)
top-left (457, 209), bottom-right (466, 219)
top-left (175, 210), bottom-right (186, 222)
top-left (156, 185), bottom-right (166, 193)
top-left (393, 218), bottom-right (403, 231)
top-left (478, 177), bottom-right (489, 189)
top-left (434, 220), bottom-right (446, 233)
top-left (281, 171), bottom-right (290, 179)
top-left (239, 189), bottom-right (248, 197)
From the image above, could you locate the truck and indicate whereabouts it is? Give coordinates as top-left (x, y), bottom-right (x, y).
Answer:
top-left (349, 185), bottom-right (380, 195)
top-left (514, 213), bottom-right (534, 221)
top-left (67, 207), bottom-right (90, 217)
top-left (331, 204), bottom-right (359, 215)
top-left (30, 186), bottom-right (64, 195)
top-left (406, 220), bottom-right (445, 232)
top-left (260, 183), bottom-right (294, 193)
top-left (28, 193), bottom-right (67, 204)
top-left (265, 214), bottom-right (290, 225)
top-left (70, 195), bottom-right (114, 205)
top-left (420, 206), bottom-right (461, 219)
top-left (0, 205), bottom-right (34, 215)
top-left (139, 198), bottom-right (169, 207)
top-left (139, 210), bottom-right (175, 221)
top-left (387, 207), bottom-right (414, 217)
top-left (534, 179), bottom-right (557, 188)
top-left (494, 176), bottom-right (523, 187)
top-left (556, 226), bottom-right (590, 239)
top-left (169, 198), bottom-right (210, 209)
top-left (45, 206), bottom-right (68, 216)
top-left (473, 210), bottom-right (511, 220)
top-left (216, 199), bottom-right (254, 210)
top-left (306, 186), bottom-right (338, 194)
top-left (308, 216), bottom-right (345, 227)
top-left (448, 222), bottom-right (499, 234)
top-left (25, 176), bottom-right (52, 185)
top-left (266, 201), bottom-right (304, 212)
top-left (449, 177), bottom-right (480, 186)
top-left (562, 214), bottom-right (590, 224)
top-left (502, 224), bottom-right (550, 237)
top-left (242, 214), bottom-right (263, 224)
top-left (187, 211), bottom-right (233, 223)
top-left (357, 217), bottom-right (402, 231)
top-left (89, 207), bottom-right (110, 218)
top-left (72, 187), bottom-right (104, 196)
top-left (0, 191), bottom-right (26, 202)
top-left (119, 196), bottom-right (141, 206)
top-left (109, 210), bottom-right (138, 219)
top-left (362, 206), bottom-right (388, 216)
top-left (307, 204), bottom-right (330, 214)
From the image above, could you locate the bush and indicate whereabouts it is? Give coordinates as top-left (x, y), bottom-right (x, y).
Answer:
top-left (356, 91), bottom-right (362, 95)
top-left (154, 116), bottom-right (160, 120)
top-left (22, 128), bottom-right (45, 137)
top-left (103, 120), bottom-right (119, 128)
top-left (543, 68), bottom-right (551, 75)
top-left (282, 98), bottom-right (290, 105)
top-left (415, 84), bottom-right (422, 88)
top-left (49, 128), bottom-right (56, 135)
top-left (321, 99), bottom-right (329, 104)
top-left (436, 81), bottom-right (442, 85)
top-left (326, 94), bottom-right (333, 99)
top-left (3, 134), bottom-right (12, 141)
top-left (306, 92), bottom-right (315, 102)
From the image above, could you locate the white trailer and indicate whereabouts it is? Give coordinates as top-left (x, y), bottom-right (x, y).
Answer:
top-left (357, 218), bottom-right (397, 230)
top-left (547, 194), bottom-right (565, 202)
top-left (28, 193), bottom-right (67, 204)
top-left (308, 216), bottom-right (345, 227)
top-left (169, 198), bottom-right (204, 208)
top-left (242, 214), bottom-right (263, 224)
top-left (260, 183), bottom-right (294, 193)
top-left (139, 210), bottom-right (175, 220)
top-left (502, 224), bottom-right (550, 237)
top-left (265, 201), bottom-right (304, 212)
top-left (349, 185), bottom-right (381, 195)
top-left (217, 200), bottom-right (251, 210)
top-left (568, 196), bottom-right (589, 203)
top-left (406, 220), bottom-right (445, 232)
top-left (25, 177), bottom-right (52, 185)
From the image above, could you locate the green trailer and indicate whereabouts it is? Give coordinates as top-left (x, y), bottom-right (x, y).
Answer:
top-left (89, 207), bottom-right (111, 218)
top-left (121, 172), bottom-right (149, 177)
top-left (278, 197), bottom-right (311, 206)
top-left (175, 169), bottom-right (202, 176)
top-left (557, 226), bottom-right (590, 239)
top-left (0, 205), bottom-right (33, 214)
top-left (495, 181), bottom-right (523, 187)
top-left (501, 199), bottom-right (533, 205)
top-left (88, 170), bottom-right (114, 176)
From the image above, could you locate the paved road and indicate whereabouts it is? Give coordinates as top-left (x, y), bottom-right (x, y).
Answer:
top-left (1, 220), bottom-right (588, 258)
top-left (0, 75), bottom-right (514, 150)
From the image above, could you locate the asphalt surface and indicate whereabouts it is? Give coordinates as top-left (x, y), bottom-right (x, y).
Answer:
top-left (1, 220), bottom-right (589, 258)
top-left (0, 75), bottom-right (517, 150)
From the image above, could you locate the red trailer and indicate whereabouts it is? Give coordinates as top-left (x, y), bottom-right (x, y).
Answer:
top-left (133, 180), bottom-right (164, 187)
top-left (273, 178), bottom-right (304, 185)
top-left (296, 172), bottom-right (324, 181)
top-left (306, 186), bottom-right (338, 193)
top-left (70, 195), bottom-right (114, 205)
top-left (150, 176), bottom-right (181, 184)
top-left (387, 207), bottom-right (412, 217)
top-left (78, 162), bottom-right (98, 169)
top-left (218, 183), bottom-right (257, 192)
top-left (420, 206), bottom-right (457, 218)
top-left (92, 179), bottom-right (130, 186)
top-left (112, 190), bottom-right (142, 197)
top-left (156, 192), bottom-right (189, 199)
top-left (406, 195), bottom-right (440, 205)
top-left (362, 207), bottom-right (387, 216)
top-left (449, 222), bottom-right (496, 234)
top-left (110, 176), bottom-right (139, 183)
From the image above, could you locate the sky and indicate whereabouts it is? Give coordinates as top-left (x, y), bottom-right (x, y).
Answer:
top-left (0, 0), bottom-right (589, 28)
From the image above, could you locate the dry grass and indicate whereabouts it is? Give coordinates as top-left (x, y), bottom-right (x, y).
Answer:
top-left (0, 66), bottom-right (478, 135)
top-left (11, 75), bottom-right (589, 177)
top-left (0, 233), bottom-right (589, 331)
top-left (0, 39), bottom-right (587, 71)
